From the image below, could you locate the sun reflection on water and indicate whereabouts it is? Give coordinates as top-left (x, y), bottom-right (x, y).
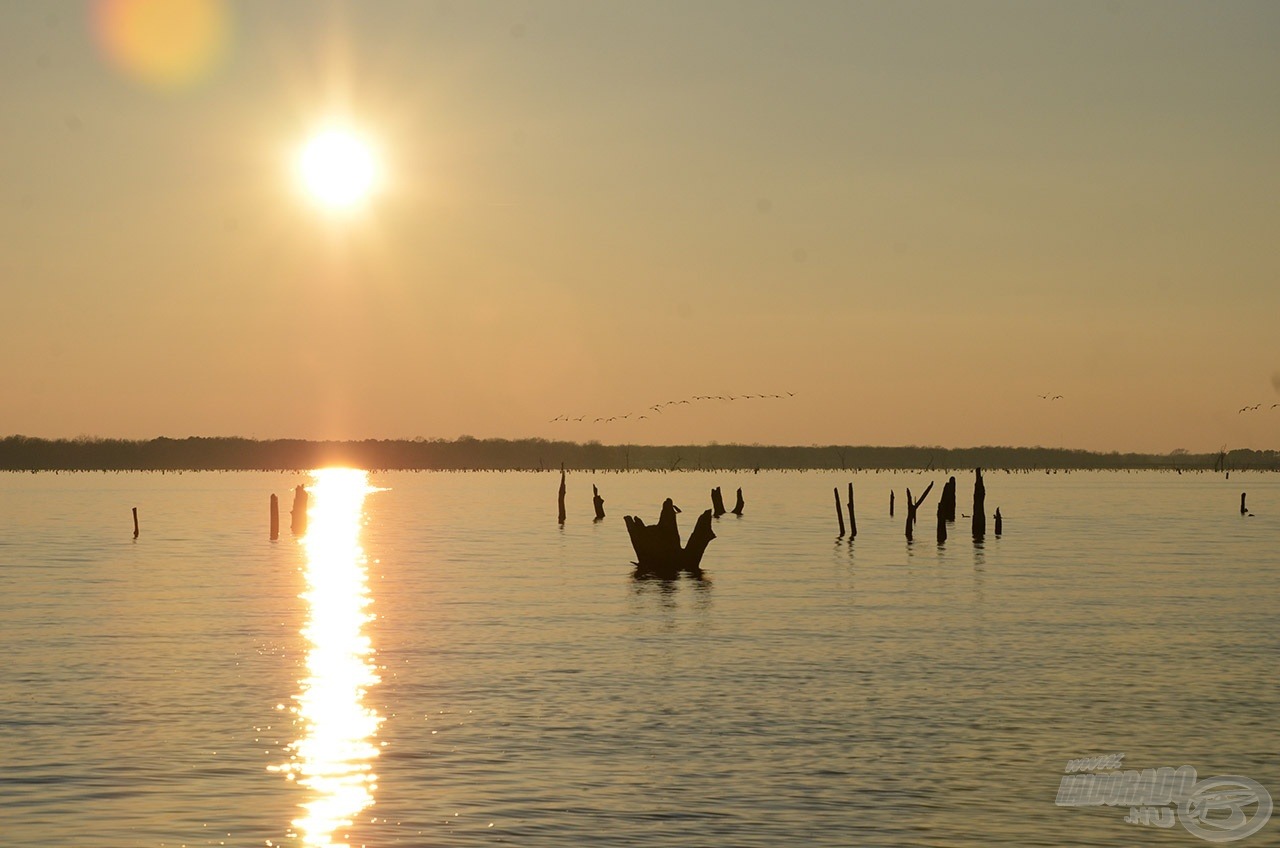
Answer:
top-left (272, 468), bottom-right (381, 847)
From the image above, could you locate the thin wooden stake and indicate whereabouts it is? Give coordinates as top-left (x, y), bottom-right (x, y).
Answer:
top-left (132, 507), bottom-right (139, 539)
top-left (834, 487), bottom-right (845, 537)
top-left (558, 465), bottom-right (567, 525)
top-left (847, 483), bottom-right (857, 538)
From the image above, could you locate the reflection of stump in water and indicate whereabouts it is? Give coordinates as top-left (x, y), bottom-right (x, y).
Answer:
top-left (624, 498), bottom-right (716, 578)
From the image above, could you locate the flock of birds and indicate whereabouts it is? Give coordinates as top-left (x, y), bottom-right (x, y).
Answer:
top-left (1038, 394), bottom-right (1065, 401)
top-left (1238, 403), bottom-right (1280, 414)
top-left (549, 392), bottom-right (796, 425)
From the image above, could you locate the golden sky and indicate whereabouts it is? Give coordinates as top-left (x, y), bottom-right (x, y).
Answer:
top-left (1, 1), bottom-right (1277, 452)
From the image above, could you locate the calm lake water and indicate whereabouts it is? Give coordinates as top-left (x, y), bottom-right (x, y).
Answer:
top-left (1, 469), bottom-right (1276, 847)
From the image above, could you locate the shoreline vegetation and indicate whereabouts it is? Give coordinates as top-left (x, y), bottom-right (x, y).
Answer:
top-left (1, 435), bottom-right (1276, 473)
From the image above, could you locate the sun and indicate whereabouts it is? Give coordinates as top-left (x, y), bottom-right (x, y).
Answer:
top-left (297, 127), bottom-right (381, 210)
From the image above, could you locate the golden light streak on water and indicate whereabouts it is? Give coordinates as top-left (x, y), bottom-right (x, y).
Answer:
top-left (272, 468), bottom-right (381, 848)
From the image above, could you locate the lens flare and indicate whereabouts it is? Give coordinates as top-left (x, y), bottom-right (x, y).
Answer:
top-left (271, 469), bottom-right (382, 847)
top-left (93, 0), bottom-right (229, 90)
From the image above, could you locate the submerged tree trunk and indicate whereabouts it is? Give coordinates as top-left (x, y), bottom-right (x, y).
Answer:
top-left (835, 487), bottom-right (846, 537)
top-left (558, 466), bottom-right (567, 525)
top-left (291, 485), bottom-right (308, 536)
top-left (711, 486), bottom-right (727, 517)
top-left (972, 468), bottom-right (986, 541)
top-left (847, 483), bottom-right (857, 538)
top-left (624, 498), bottom-right (714, 577)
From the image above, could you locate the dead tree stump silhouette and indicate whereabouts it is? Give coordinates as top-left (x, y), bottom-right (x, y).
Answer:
top-left (847, 483), bottom-right (857, 538)
top-left (941, 476), bottom-right (957, 522)
top-left (291, 485), bottom-right (308, 536)
top-left (904, 482), bottom-right (934, 541)
top-left (972, 468), bottom-right (986, 542)
top-left (558, 466), bottom-right (566, 525)
top-left (711, 486), bottom-right (727, 517)
top-left (834, 487), bottom-right (846, 537)
top-left (592, 484), bottom-right (605, 521)
top-left (624, 498), bottom-right (715, 577)
top-left (731, 487), bottom-right (745, 516)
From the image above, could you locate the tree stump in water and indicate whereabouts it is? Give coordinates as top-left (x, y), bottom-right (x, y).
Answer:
top-left (904, 482), bottom-right (934, 541)
top-left (624, 498), bottom-right (715, 578)
top-left (711, 486), bottom-right (727, 518)
top-left (593, 484), bottom-right (605, 521)
top-left (942, 476), bottom-right (957, 522)
top-left (846, 483), bottom-right (857, 538)
top-left (834, 487), bottom-right (846, 537)
top-left (994, 507), bottom-right (1003, 536)
top-left (937, 500), bottom-right (947, 544)
top-left (731, 487), bottom-right (745, 516)
top-left (972, 468), bottom-right (986, 542)
top-left (291, 485), bottom-right (308, 536)
top-left (558, 466), bottom-right (567, 525)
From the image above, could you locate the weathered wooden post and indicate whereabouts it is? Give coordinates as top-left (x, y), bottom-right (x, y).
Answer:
top-left (132, 507), bottom-right (139, 539)
top-left (994, 507), bottom-right (1003, 536)
top-left (834, 487), bottom-right (846, 537)
top-left (270, 494), bottom-right (279, 540)
top-left (592, 484), bottom-right (605, 521)
top-left (1240, 493), bottom-right (1248, 515)
top-left (890, 490), bottom-right (895, 517)
top-left (937, 500), bottom-right (947, 544)
top-left (731, 487), bottom-right (745, 516)
top-left (291, 485), bottom-right (308, 536)
top-left (972, 468), bottom-right (986, 542)
top-left (558, 465), bottom-right (567, 525)
top-left (711, 486), bottom-right (727, 517)
top-left (847, 483), bottom-right (857, 538)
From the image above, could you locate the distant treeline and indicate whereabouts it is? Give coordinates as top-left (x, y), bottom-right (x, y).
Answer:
top-left (1, 435), bottom-right (1276, 472)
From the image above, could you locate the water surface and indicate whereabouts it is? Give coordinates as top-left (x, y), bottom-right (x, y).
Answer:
top-left (1, 469), bottom-right (1276, 846)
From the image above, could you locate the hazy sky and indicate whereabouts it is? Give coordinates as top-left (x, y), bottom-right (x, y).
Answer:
top-left (2, 0), bottom-right (1277, 452)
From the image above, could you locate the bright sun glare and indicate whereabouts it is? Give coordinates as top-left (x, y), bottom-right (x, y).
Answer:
top-left (297, 127), bottom-right (380, 211)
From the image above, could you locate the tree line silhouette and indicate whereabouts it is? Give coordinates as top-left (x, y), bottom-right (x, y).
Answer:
top-left (0, 435), bottom-right (1276, 472)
